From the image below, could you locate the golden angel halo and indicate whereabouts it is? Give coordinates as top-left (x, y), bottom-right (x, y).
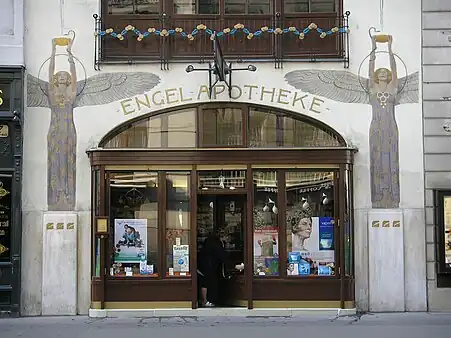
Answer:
top-left (0, 181), bottom-right (9, 199)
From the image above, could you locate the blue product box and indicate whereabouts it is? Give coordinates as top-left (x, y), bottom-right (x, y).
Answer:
top-left (298, 261), bottom-right (311, 275)
top-left (318, 265), bottom-right (332, 276)
top-left (288, 252), bottom-right (301, 263)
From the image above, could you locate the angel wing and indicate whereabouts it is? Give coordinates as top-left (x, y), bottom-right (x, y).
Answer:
top-left (27, 74), bottom-right (50, 107)
top-left (284, 70), bottom-right (370, 105)
top-left (74, 72), bottom-right (161, 108)
top-left (396, 71), bottom-right (419, 105)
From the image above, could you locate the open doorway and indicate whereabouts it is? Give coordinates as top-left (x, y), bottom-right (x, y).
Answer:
top-left (196, 194), bottom-right (246, 307)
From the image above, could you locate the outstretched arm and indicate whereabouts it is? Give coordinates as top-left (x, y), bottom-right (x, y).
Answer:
top-left (67, 41), bottom-right (77, 98)
top-left (369, 36), bottom-right (377, 88)
top-left (388, 36), bottom-right (398, 84)
top-left (49, 39), bottom-right (57, 85)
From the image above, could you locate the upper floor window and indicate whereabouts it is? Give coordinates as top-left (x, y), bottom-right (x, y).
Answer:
top-left (173, 0), bottom-right (219, 14)
top-left (284, 0), bottom-right (336, 13)
top-left (107, 0), bottom-right (161, 15)
top-left (225, 0), bottom-right (272, 14)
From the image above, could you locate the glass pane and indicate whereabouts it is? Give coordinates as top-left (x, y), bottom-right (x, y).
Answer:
top-left (135, 0), bottom-right (160, 14)
top-left (198, 170), bottom-right (246, 191)
top-left (444, 197), bottom-right (451, 269)
top-left (284, 0), bottom-right (308, 13)
top-left (108, 0), bottom-right (134, 14)
top-left (282, 116), bottom-right (343, 147)
top-left (93, 170), bottom-right (101, 277)
top-left (166, 172), bottom-right (191, 277)
top-left (249, 0), bottom-right (272, 14)
top-left (311, 0), bottom-right (335, 12)
top-left (103, 108), bottom-right (197, 148)
top-left (248, 108), bottom-right (281, 147)
top-left (109, 172), bottom-right (159, 277)
top-left (253, 171), bottom-right (279, 276)
top-left (173, 0), bottom-right (196, 14)
top-left (225, 0), bottom-right (246, 14)
top-left (199, 0), bottom-right (219, 14)
top-left (201, 108), bottom-right (243, 146)
top-left (286, 171), bottom-right (336, 276)
top-left (0, 176), bottom-right (12, 262)
top-left (95, 238), bottom-right (101, 277)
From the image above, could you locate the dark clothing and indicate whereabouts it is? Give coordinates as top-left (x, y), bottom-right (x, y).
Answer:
top-left (198, 235), bottom-right (228, 304)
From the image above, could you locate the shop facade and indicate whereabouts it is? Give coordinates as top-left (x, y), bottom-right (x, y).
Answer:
top-left (0, 0), bottom-right (24, 317)
top-left (22, 0), bottom-right (426, 315)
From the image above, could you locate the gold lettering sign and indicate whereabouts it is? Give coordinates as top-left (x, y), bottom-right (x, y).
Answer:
top-left (382, 220), bottom-right (390, 228)
top-left (97, 218), bottom-right (108, 233)
top-left (372, 221), bottom-right (380, 228)
top-left (46, 223), bottom-right (54, 230)
top-left (0, 125), bottom-right (8, 138)
top-left (67, 223), bottom-right (75, 230)
top-left (56, 223), bottom-right (64, 230)
top-left (0, 89), bottom-right (3, 106)
top-left (392, 221), bottom-right (401, 228)
top-left (120, 84), bottom-right (325, 116)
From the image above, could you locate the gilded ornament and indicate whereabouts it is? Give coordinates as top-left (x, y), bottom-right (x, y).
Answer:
top-left (0, 244), bottom-right (8, 255)
top-left (320, 32), bottom-right (327, 38)
top-left (247, 33), bottom-right (254, 40)
top-left (299, 33), bottom-right (305, 39)
top-left (106, 28), bottom-right (114, 34)
top-left (289, 26), bottom-right (296, 32)
top-left (309, 23), bottom-right (318, 29)
top-left (261, 26), bottom-right (269, 32)
top-left (223, 28), bottom-right (231, 33)
top-left (196, 24), bottom-right (207, 30)
top-left (187, 34), bottom-right (194, 40)
top-left (125, 25), bottom-right (134, 31)
top-left (0, 182), bottom-right (10, 199)
top-left (117, 34), bottom-right (124, 40)
top-left (160, 29), bottom-right (169, 36)
top-left (148, 27), bottom-right (156, 33)
top-left (234, 23), bottom-right (244, 30)
top-left (175, 27), bottom-right (183, 33)
top-left (274, 28), bottom-right (282, 34)
top-left (331, 27), bottom-right (339, 32)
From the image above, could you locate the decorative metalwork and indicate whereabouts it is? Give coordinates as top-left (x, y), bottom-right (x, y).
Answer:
top-left (93, 11), bottom-right (351, 70)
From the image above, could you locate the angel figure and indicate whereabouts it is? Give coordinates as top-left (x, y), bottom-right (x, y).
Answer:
top-left (27, 41), bottom-right (161, 212)
top-left (285, 35), bottom-right (419, 209)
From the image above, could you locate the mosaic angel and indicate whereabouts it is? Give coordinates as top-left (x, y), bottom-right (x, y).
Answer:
top-left (27, 38), bottom-right (161, 212)
top-left (285, 35), bottom-right (419, 209)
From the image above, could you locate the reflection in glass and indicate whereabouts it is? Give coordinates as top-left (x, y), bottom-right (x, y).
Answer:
top-left (444, 197), bottom-right (451, 268)
top-left (109, 172), bottom-right (159, 277)
top-left (173, 0), bottom-right (219, 14)
top-left (284, 0), bottom-right (335, 13)
top-left (136, 0), bottom-right (160, 14)
top-left (166, 172), bottom-right (191, 276)
top-left (225, 0), bottom-right (271, 14)
top-left (248, 107), bottom-right (343, 147)
top-left (108, 0), bottom-right (134, 14)
top-left (253, 171), bottom-right (279, 276)
top-left (201, 108), bottom-right (243, 146)
top-left (286, 171), bottom-right (335, 276)
top-left (198, 170), bottom-right (246, 191)
top-left (103, 108), bottom-right (197, 148)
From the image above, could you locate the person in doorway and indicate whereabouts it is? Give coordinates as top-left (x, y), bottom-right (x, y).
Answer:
top-left (197, 231), bottom-right (244, 307)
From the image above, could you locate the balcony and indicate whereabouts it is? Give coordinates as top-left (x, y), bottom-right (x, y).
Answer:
top-left (93, 10), bottom-right (350, 70)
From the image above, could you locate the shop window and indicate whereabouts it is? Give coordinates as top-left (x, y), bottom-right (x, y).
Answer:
top-left (200, 108), bottom-right (243, 147)
top-left (434, 190), bottom-right (451, 276)
top-left (285, 171), bottom-right (336, 277)
top-left (166, 172), bottom-right (191, 277)
top-left (248, 107), bottom-right (343, 147)
top-left (109, 172), bottom-right (159, 277)
top-left (107, 0), bottom-right (161, 14)
top-left (284, 0), bottom-right (336, 13)
top-left (198, 170), bottom-right (246, 191)
top-left (173, 0), bottom-right (219, 14)
top-left (253, 171), bottom-right (279, 276)
top-left (103, 108), bottom-right (197, 148)
top-left (225, 0), bottom-right (272, 14)
top-left (92, 170), bottom-right (101, 277)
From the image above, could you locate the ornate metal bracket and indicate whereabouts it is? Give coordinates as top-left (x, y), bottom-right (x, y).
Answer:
top-left (185, 38), bottom-right (257, 99)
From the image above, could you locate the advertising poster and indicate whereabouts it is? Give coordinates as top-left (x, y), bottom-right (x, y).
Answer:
top-left (289, 217), bottom-right (335, 276)
top-left (253, 227), bottom-right (279, 275)
top-left (173, 244), bottom-right (189, 272)
top-left (114, 219), bottom-right (147, 263)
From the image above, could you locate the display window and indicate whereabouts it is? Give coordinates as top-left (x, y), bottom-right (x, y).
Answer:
top-left (166, 172), bottom-right (191, 277)
top-left (109, 172), bottom-right (159, 277)
top-left (285, 171), bottom-right (336, 277)
top-left (253, 171), bottom-right (279, 276)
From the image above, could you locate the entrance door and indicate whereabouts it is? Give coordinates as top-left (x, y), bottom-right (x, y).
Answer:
top-left (197, 194), bottom-right (246, 307)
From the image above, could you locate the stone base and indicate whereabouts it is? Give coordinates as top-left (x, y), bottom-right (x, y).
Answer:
top-left (42, 212), bottom-right (78, 316)
top-left (89, 307), bottom-right (356, 318)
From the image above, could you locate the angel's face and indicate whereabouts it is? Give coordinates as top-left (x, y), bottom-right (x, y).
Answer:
top-left (56, 71), bottom-right (71, 87)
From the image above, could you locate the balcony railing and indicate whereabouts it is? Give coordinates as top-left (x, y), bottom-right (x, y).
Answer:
top-left (93, 11), bottom-right (350, 70)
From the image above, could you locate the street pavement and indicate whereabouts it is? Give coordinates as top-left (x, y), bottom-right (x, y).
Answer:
top-left (1, 312), bottom-right (451, 338)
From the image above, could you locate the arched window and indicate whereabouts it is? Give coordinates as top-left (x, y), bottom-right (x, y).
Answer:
top-left (100, 104), bottom-right (345, 148)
